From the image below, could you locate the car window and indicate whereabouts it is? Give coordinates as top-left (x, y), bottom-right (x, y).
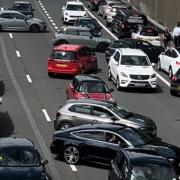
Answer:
top-left (106, 132), bottom-right (127, 146)
top-left (12, 13), bottom-right (26, 20)
top-left (114, 51), bottom-right (120, 61)
top-left (171, 50), bottom-right (178, 58)
top-left (73, 131), bottom-right (105, 141)
top-left (165, 49), bottom-right (171, 57)
top-left (72, 78), bottom-right (79, 89)
top-left (13, 4), bottom-right (31, 11)
top-left (70, 104), bottom-right (91, 115)
top-left (140, 30), bottom-right (158, 36)
top-left (66, 4), bottom-right (85, 11)
top-left (79, 30), bottom-right (91, 36)
top-left (66, 29), bottom-right (78, 35)
top-left (0, 13), bottom-right (12, 19)
top-left (50, 50), bottom-right (77, 60)
top-left (92, 106), bottom-right (114, 118)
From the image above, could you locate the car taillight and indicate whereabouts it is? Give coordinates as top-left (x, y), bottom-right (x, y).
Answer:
top-left (137, 36), bottom-right (142, 40)
top-left (176, 61), bottom-right (180, 65)
top-left (172, 76), bottom-right (177, 81)
top-left (120, 23), bottom-right (125, 29)
top-left (56, 112), bottom-right (61, 119)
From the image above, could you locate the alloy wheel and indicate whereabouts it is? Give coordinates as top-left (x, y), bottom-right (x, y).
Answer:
top-left (64, 146), bottom-right (80, 164)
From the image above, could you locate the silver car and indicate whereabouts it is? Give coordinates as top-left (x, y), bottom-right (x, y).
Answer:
top-left (0, 10), bottom-right (47, 32)
top-left (54, 99), bottom-right (157, 136)
top-left (52, 26), bottom-right (111, 52)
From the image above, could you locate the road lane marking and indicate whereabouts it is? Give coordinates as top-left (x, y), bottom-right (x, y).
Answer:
top-left (0, 7), bottom-right (4, 11)
top-left (70, 165), bottom-right (78, 172)
top-left (42, 109), bottom-right (51, 122)
top-left (50, 19), bottom-right (54, 22)
top-left (9, 33), bottom-right (13, 39)
top-left (156, 73), bottom-right (170, 87)
top-left (54, 26), bottom-right (58, 30)
top-left (26, 75), bottom-right (32, 83)
top-left (52, 23), bottom-right (56, 26)
top-left (16, 50), bottom-right (21, 57)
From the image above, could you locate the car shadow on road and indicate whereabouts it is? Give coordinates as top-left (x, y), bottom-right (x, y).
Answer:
top-left (0, 111), bottom-right (14, 137)
top-left (0, 81), bottom-right (5, 96)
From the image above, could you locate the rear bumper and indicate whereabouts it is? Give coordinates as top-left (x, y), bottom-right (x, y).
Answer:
top-left (48, 67), bottom-right (80, 75)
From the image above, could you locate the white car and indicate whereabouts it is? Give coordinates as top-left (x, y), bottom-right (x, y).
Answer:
top-left (108, 48), bottom-right (157, 90)
top-left (157, 48), bottom-right (180, 78)
top-left (131, 26), bottom-right (161, 46)
top-left (62, 1), bottom-right (87, 24)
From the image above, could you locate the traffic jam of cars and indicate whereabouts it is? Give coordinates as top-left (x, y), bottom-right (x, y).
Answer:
top-left (0, 0), bottom-right (180, 180)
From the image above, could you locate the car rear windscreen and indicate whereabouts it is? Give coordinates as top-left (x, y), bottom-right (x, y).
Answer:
top-left (140, 30), bottom-right (158, 36)
top-left (51, 51), bottom-right (77, 60)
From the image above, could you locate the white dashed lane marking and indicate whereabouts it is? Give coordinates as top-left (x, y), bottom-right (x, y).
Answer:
top-left (42, 109), bottom-right (51, 122)
top-left (16, 50), bottom-right (21, 57)
top-left (70, 165), bottom-right (78, 172)
top-left (9, 33), bottom-right (13, 39)
top-left (156, 73), bottom-right (170, 87)
top-left (26, 75), bottom-right (32, 83)
top-left (0, 7), bottom-right (4, 11)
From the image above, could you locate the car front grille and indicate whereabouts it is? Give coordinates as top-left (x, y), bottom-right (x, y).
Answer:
top-left (130, 75), bottom-right (150, 80)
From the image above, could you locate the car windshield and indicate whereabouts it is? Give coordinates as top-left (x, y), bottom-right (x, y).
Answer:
top-left (66, 4), bottom-right (85, 11)
top-left (118, 128), bottom-right (151, 146)
top-left (51, 51), bottom-right (77, 60)
top-left (131, 164), bottom-right (177, 180)
top-left (13, 4), bottom-right (31, 11)
top-left (140, 30), bottom-right (158, 36)
top-left (0, 149), bottom-right (40, 167)
top-left (121, 55), bottom-right (150, 66)
top-left (79, 81), bottom-right (109, 93)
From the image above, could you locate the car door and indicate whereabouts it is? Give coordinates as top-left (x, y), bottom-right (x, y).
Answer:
top-left (66, 29), bottom-right (80, 44)
top-left (170, 49), bottom-right (179, 74)
top-left (67, 78), bottom-right (79, 99)
top-left (163, 49), bottom-right (173, 72)
top-left (0, 13), bottom-right (14, 30)
top-left (160, 49), bottom-right (171, 72)
top-left (110, 51), bottom-right (120, 79)
top-left (11, 13), bottom-right (28, 30)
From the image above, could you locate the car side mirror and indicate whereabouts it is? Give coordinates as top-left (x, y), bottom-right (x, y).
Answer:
top-left (42, 159), bottom-right (48, 165)
top-left (62, 6), bottom-right (65, 10)
top-left (109, 88), bottom-right (114, 92)
top-left (152, 63), bottom-right (155, 67)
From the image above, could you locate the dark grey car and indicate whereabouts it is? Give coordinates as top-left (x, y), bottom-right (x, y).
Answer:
top-left (54, 99), bottom-right (157, 136)
top-left (0, 10), bottom-right (47, 32)
top-left (52, 26), bottom-right (111, 52)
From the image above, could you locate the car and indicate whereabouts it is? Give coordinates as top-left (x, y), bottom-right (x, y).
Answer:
top-left (106, 5), bottom-right (132, 27)
top-left (8, 1), bottom-right (35, 17)
top-left (50, 123), bottom-right (180, 171)
top-left (48, 44), bottom-right (97, 77)
top-left (0, 137), bottom-right (48, 180)
top-left (62, 1), bottom-right (87, 24)
top-left (88, 0), bottom-right (105, 11)
top-left (97, 0), bottom-right (121, 19)
top-left (52, 26), bottom-right (111, 52)
top-left (111, 9), bottom-right (147, 38)
top-left (170, 68), bottom-right (180, 96)
top-left (105, 38), bottom-right (164, 62)
top-left (0, 10), bottom-right (47, 32)
top-left (157, 47), bottom-right (180, 78)
top-left (109, 148), bottom-right (178, 180)
top-left (74, 17), bottom-right (102, 37)
top-left (66, 74), bottom-right (114, 101)
top-left (131, 26), bottom-right (161, 46)
top-left (54, 98), bottom-right (157, 136)
top-left (108, 48), bottom-right (157, 90)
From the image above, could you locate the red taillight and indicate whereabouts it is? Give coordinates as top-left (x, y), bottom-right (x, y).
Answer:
top-left (176, 61), bottom-right (180, 65)
top-left (56, 112), bottom-right (61, 119)
top-left (172, 76), bottom-right (177, 81)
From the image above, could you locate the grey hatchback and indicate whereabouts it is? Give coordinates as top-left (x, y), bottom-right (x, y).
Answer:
top-left (0, 10), bottom-right (47, 32)
top-left (52, 26), bottom-right (111, 52)
top-left (54, 99), bottom-right (157, 136)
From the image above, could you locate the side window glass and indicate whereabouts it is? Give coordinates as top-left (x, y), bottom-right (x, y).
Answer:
top-left (165, 50), bottom-right (171, 57)
top-left (106, 133), bottom-right (127, 146)
top-left (66, 29), bottom-right (78, 35)
top-left (0, 13), bottom-right (12, 19)
top-left (114, 51), bottom-right (120, 61)
top-left (72, 78), bottom-right (79, 89)
top-left (171, 50), bottom-right (178, 58)
top-left (13, 13), bottom-right (25, 20)
top-left (92, 106), bottom-right (113, 118)
top-left (74, 105), bottom-right (91, 115)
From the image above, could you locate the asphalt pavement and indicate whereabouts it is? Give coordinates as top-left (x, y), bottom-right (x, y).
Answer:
top-left (0, 0), bottom-right (180, 180)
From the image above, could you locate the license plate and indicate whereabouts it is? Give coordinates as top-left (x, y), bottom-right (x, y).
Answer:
top-left (135, 83), bottom-right (145, 87)
top-left (56, 64), bottom-right (68, 68)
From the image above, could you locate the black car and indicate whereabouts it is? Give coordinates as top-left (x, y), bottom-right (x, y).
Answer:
top-left (9, 1), bottom-right (35, 17)
top-left (0, 138), bottom-right (48, 180)
top-left (170, 68), bottom-right (180, 96)
top-left (111, 9), bottom-right (147, 38)
top-left (74, 17), bottom-right (102, 37)
top-left (109, 148), bottom-right (178, 180)
top-left (105, 38), bottom-right (164, 62)
top-left (50, 123), bottom-right (180, 174)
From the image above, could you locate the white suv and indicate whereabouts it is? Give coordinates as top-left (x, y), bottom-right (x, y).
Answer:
top-left (108, 48), bottom-right (157, 90)
top-left (62, 1), bottom-right (87, 24)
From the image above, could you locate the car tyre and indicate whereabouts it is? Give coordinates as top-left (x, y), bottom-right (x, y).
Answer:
top-left (157, 58), bottom-right (161, 71)
top-left (58, 122), bottom-right (73, 130)
top-left (0, 25), bottom-right (2, 32)
top-left (108, 68), bottom-right (112, 81)
top-left (48, 72), bottom-right (54, 77)
top-left (169, 67), bottom-right (173, 79)
top-left (30, 24), bottom-right (40, 33)
top-left (93, 62), bottom-right (98, 72)
top-left (63, 145), bottom-right (80, 164)
top-left (116, 76), bottom-right (120, 90)
top-left (118, 30), bottom-right (122, 39)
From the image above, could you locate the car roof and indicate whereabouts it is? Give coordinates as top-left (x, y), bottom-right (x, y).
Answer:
top-left (0, 10), bottom-right (23, 14)
top-left (0, 138), bottom-right (35, 149)
top-left (66, 1), bottom-right (84, 5)
top-left (117, 48), bottom-right (146, 56)
top-left (53, 44), bottom-right (84, 51)
top-left (14, 1), bottom-right (31, 4)
top-left (60, 26), bottom-right (90, 31)
top-left (74, 74), bottom-right (103, 82)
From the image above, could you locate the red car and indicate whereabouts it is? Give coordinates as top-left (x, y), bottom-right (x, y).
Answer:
top-left (66, 74), bottom-right (114, 101)
top-left (48, 44), bottom-right (97, 76)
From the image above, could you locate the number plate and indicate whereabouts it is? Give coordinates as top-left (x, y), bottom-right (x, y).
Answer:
top-left (56, 64), bottom-right (68, 68)
top-left (135, 83), bottom-right (145, 87)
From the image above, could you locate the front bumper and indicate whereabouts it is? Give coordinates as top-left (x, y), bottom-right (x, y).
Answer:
top-left (64, 14), bottom-right (86, 23)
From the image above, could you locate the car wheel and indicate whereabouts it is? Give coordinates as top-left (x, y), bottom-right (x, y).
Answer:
top-left (170, 89), bottom-right (177, 96)
top-left (48, 72), bottom-right (54, 77)
top-left (106, 22), bottom-right (110, 27)
top-left (116, 76), bottom-right (120, 90)
top-left (58, 122), bottom-right (73, 130)
top-left (157, 58), bottom-right (161, 71)
top-left (30, 24), bottom-right (40, 33)
top-left (63, 146), bottom-right (80, 164)
top-left (108, 68), bottom-right (112, 81)
top-left (96, 43), bottom-right (109, 52)
top-left (93, 62), bottom-right (97, 72)
top-left (0, 25), bottom-right (2, 32)
top-left (54, 40), bottom-right (68, 46)
top-left (169, 67), bottom-right (173, 79)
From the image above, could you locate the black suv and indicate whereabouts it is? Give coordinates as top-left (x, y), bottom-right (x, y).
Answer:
top-left (109, 148), bottom-right (178, 180)
top-left (9, 1), bottom-right (35, 17)
top-left (111, 9), bottom-right (147, 38)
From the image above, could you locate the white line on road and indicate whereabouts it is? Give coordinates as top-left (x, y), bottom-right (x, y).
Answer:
top-left (52, 23), bottom-right (56, 26)
top-left (26, 75), bottom-right (32, 83)
top-left (42, 109), bottom-right (51, 122)
top-left (9, 33), bottom-right (13, 39)
top-left (70, 165), bottom-right (78, 172)
top-left (156, 73), bottom-right (170, 87)
top-left (54, 26), bottom-right (58, 30)
top-left (0, 7), bottom-right (4, 11)
top-left (16, 50), bottom-right (21, 57)
top-left (50, 19), bottom-right (54, 22)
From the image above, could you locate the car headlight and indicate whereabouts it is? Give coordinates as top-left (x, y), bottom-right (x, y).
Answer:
top-left (150, 73), bottom-right (156, 78)
top-left (120, 72), bottom-right (129, 78)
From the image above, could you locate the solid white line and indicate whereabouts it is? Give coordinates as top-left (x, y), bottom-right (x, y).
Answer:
top-left (54, 26), bottom-right (58, 30)
top-left (16, 50), bottom-right (21, 57)
top-left (42, 7), bottom-right (46, 11)
top-left (70, 165), bottom-right (78, 172)
top-left (46, 13), bottom-right (50, 16)
top-left (42, 109), bottom-right (51, 122)
top-left (26, 75), bottom-right (32, 83)
top-left (44, 11), bottom-right (47, 13)
top-left (0, 7), bottom-right (4, 11)
top-left (9, 33), bottom-right (13, 39)
top-left (47, 16), bottom-right (52, 19)
top-left (156, 73), bottom-right (170, 87)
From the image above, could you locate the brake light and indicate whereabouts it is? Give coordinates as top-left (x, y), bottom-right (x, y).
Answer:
top-left (172, 76), bottom-right (177, 81)
top-left (176, 61), bottom-right (180, 65)
top-left (56, 112), bottom-right (61, 119)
